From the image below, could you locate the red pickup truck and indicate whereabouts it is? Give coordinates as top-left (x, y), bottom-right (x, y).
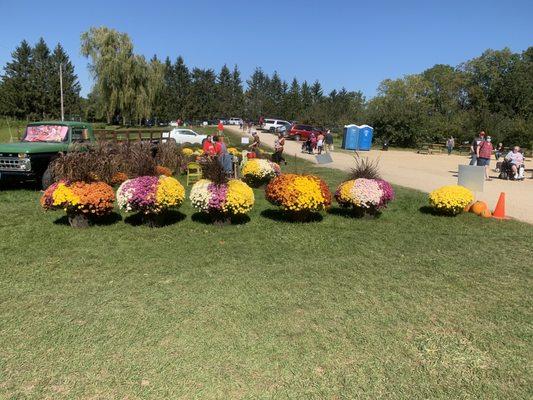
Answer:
top-left (286, 124), bottom-right (325, 141)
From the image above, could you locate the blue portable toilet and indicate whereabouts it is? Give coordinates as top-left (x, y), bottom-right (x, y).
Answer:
top-left (342, 124), bottom-right (374, 150)
top-left (357, 125), bottom-right (374, 151)
top-left (342, 125), bottom-right (358, 150)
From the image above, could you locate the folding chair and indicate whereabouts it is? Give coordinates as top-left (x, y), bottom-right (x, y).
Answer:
top-left (186, 162), bottom-right (202, 186)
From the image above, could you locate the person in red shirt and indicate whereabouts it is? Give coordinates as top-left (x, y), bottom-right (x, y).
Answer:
top-left (202, 135), bottom-right (216, 156)
top-left (217, 121), bottom-right (224, 135)
top-left (477, 135), bottom-right (494, 181)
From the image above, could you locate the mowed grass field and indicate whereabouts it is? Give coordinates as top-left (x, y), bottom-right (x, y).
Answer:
top-left (0, 126), bottom-right (532, 399)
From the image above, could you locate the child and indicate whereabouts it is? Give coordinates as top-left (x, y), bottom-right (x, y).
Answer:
top-left (317, 133), bottom-right (324, 154)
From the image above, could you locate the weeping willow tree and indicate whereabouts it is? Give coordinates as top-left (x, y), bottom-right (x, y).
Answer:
top-left (81, 27), bottom-right (164, 125)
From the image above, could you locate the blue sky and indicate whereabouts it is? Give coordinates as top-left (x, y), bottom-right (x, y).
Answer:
top-left (0, 0), bottom-right (531, 99)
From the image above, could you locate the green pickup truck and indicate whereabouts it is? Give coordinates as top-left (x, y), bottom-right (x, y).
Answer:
top-left (0, 121), bottom-right (95, 188)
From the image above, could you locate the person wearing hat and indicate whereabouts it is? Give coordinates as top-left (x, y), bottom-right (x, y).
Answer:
top-left (470, 131), bottom-right (486, 165)
top-left (477, 135), bottom-right (494, 180)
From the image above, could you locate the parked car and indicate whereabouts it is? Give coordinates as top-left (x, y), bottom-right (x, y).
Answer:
top-left (274, 121), bottom-right (292, 136)
top-left (0, 121), bottom-right (95, 188)
top-left (228, 118), bottom-right (243, 125)
top-left (287, 124), bottom-right (324, 141)
top-left (262, 119), bottom-right (291, 132)
top-left (167, 128), bottom-right (207, 145)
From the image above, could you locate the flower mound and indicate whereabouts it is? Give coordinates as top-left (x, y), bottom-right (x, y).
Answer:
top-left (265, 174), bottom-right (331, 213)
top-left (241, 159), bottom-right (281, 186)
top-left (182, 148), bottom-right (194, 156)
top-left (117, 175), bottom-right (185, 214)
top-left (40, 181), bottom-right (115, 216)
top-left (335, 178), bottom-right (395, 212)
top-left (190, 179), bottom-right (254, 217)
top-left (429, 185), bottom-right (474, 215)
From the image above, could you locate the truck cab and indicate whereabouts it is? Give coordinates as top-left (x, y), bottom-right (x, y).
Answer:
top-left (0, 121), bottom-right (94, 188)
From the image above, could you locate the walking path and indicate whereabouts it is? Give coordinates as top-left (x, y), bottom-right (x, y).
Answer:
top-left (227, 126), bottom-right (533, 224)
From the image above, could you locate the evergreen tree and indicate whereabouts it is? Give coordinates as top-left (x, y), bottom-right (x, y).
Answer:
top-left (186, 68), bottom-right (217, 120)
top-left (49, 43), bottom-right (81, 119)
top-left (230, 65), bottom-right (244, 117)
top-left (310, 80), bottom-right (323, 104)
top-left (31, 38), bottom-right (52, 119)
top-left (300, 80), bottom-right (312, 111)
top-left (245, 67), bottom-right (268, 119)
top-left (284, 78), bottom-right (301, 120)
top-left (0, 40), bottom-right (33, 118)
top-left (216, 64), bottom-right (233, 117)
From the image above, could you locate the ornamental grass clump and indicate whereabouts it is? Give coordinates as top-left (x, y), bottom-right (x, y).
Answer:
top-left (265, 174), bottom-right (331, 220)
top-left (241, 158), bottom-right (281, 187)
top-left (429, 185), bottom-right (474, 216)
top-left (189, 158), bottom-right (254, 224)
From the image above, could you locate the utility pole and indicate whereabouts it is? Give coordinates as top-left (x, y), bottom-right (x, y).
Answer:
top-left (59, 63), bottom-right (65, 121)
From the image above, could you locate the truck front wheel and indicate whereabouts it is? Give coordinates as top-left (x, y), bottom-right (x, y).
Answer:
top-left (41, 165), bottom-right (53, 190)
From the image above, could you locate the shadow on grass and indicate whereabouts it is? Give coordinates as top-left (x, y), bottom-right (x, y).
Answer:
top-left (260, 209), bottom-right (323, 223)
top-left (124, 210), bottom-right (186, 227)
top-left (327, 207), bottom-right (382, 219)
top-left (191, 212), bottom-right (251, 225)
top-left (53, 212), bottom-right (123, 226)
top-left (419, 206), bottom-right (457, 217)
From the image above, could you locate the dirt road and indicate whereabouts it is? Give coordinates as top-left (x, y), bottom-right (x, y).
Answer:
top-left (227, 126), bottom-right (533, 224)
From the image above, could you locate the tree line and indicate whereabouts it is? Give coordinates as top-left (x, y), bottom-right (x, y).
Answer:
top-left (0, 26), bottom-right (531, 147)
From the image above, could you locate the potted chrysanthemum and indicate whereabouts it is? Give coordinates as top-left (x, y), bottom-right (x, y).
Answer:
top-left (241, 158), bottom-right (281, 187)
top-left (39, 145), bottom-right (117, 228)
top-left (189, 158), bottom-right (254, 225)
top-left (334, 156), bottom-right (395, 217)
top-left (265, 173), bottom-right (332, 221)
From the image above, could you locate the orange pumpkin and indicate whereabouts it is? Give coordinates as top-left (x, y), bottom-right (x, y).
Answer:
top-left (464, 202), bottom-right (474, 212)
top-left (470, 201), bottom-right (488, 215)
top-left (480, 209), bottom-right (492, 218)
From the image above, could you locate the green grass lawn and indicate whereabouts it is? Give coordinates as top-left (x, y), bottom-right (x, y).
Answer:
top-left (1, 151), bottom-right (532, 399)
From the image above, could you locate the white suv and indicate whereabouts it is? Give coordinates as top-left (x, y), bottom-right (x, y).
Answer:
top-left (262, 119), bottom-right (290, 132)
top-left (228, 118), bottom-right (243, 125)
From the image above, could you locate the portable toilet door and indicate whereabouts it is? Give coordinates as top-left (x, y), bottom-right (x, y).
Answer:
top-left (343, 124), bottom-right (359, 150)
top-left (357, 125), bottom-right (374, 151)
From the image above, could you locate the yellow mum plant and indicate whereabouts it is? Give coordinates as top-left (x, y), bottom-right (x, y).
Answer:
top-left (429, 185), bottom-right (474, 215)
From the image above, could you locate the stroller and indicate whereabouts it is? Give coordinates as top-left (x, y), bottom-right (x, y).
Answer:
top-left (497, 159), bottom-right (525, 180)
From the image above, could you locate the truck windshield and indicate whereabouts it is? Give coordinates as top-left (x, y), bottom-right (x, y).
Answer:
top-left (22, 125), bottom-right (69, 142)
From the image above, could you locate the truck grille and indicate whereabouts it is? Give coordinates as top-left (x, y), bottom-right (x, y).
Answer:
top-left (0, 157), bottom-right (26, 170)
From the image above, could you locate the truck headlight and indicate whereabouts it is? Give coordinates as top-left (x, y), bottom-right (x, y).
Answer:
top-left (19, 159), bottom-right (31, 171)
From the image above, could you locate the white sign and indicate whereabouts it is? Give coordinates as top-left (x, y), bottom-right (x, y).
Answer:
top-left (241, 137), bottom-right (250, 144)
top-left (458, 164), bottom-right (485, 192)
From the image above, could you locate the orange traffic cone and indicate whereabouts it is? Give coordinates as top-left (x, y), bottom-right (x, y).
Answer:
top-left (492, 192), bottom-right (507, 220)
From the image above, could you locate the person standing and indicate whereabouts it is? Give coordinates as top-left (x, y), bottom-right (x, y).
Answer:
top-left (325, 129), bottom-right (334, 152)
top-left (470, 131), bottom-right (485, 165)
top-left (273, 133), bottom-right (287, 165)
top-left (317, 132), bottom-right (325, 154)
top-left (446, 136), bottom-right (455, 155)
top-left (217, 120), bottom-right (224, 136)
top-left (477, 135), bottom-right (493, 181)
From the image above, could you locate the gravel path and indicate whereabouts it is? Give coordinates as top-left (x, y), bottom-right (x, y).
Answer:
top-left (227, 126), bottom-right (533, 224)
